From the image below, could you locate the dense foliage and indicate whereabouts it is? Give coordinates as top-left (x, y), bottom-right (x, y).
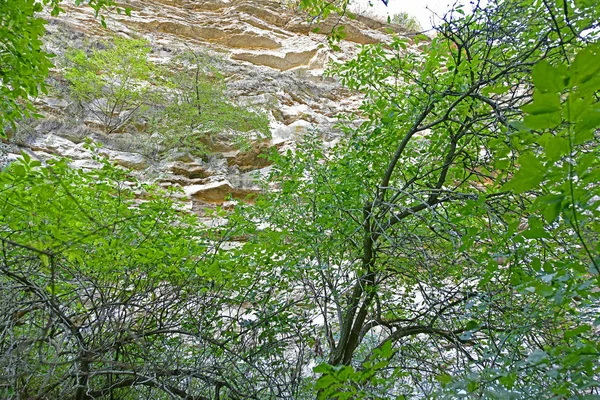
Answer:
top-left (64, 38), bottom-right (269, 154)
top-left (151, 51), bottom-right (270, 154)
top-left (0, 0), bottom-right (599, 398)
top-left (0, 153), bottom-right (307, 399)
top-left (0, 0), bottom-right (123, 134)
top-left (0, 0), bottom-right (52, 133)
top-left (65, 38), bottom-right (157, 134)
top-left (236, 0), bottom-right (600, 397)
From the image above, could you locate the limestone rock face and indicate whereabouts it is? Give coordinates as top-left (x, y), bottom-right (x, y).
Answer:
top-left (97, 149), bottom-right (149, 170)
top-left (168, 161), bottom-right (211, 179)
top-left (232, 49), bottom-right (319, 71)
top-left (7, 0), bottom-right (413, 212)
top-left (184, 180), bottom-right (261, 204)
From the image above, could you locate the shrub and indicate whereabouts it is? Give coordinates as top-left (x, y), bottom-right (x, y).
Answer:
top-left (64, 37), bottom-right (158, 134)
top-left (150, 51), bottom-right (270, 155)
top-left (389, 11), bottom-right (422, 32)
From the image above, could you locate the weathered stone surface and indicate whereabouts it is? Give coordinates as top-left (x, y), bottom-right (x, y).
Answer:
top-left (168, 161), bottom-right (211, 179)
top-left (184, 180), bottom-right (260, 203)
top-left (29, 134), bottom-right (92, 159)
top-left (21, 0), bottom-right (412, 210)
top-left (0, 143), bottom-right (21, 169)
top-left (223, 140), bottom-right (277, 172)
top-left (158, 174), bottom-right (209, 186)
top-left (232, 49), bottom-right (318, 70)
top-left (163, 150), bottom-right (195, 163)
top-left (98, 149), bottom-right (149, 170)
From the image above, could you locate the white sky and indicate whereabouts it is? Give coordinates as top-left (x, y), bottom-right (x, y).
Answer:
top-left (351, 0), bottom-right (476, 31)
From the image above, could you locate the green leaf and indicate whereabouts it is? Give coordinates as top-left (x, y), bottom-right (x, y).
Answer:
top-left (313, 363), bottom-right (331, 373)
top-left (537, 194), bottom-right (564, 223)
top-left (377, 340), bottom-right (394, 358)
top-left (566, 95), bottom-right (593, 123)
top-left (564, 325), bottom-right (591, 339)
top-left (436, 373), bottom-right (452, 387)
top-left (523, 111), bottom-right (562, 130)
top-left (573, 124), bottom-right (595, 145)
top-left (522, 217), bottom-right (550, 239)
top-left (499, 373), bottom-right (517, 389)
top-left (522, 92), bottom-right (561, 115)
top-left (527, 349), bottom-right (548, 364)
top-left (465, 320), bottom-right (479, 330)
top-left (502, 153), bottom-right (545, 193)
top-left (532, 60), bottom-right (568, 93)
top-left (482, 84), bottom-right (509, 95)
top-left (570, 42), bottom-right (600, 87)
top-left (40, 253), bottom-right (50, 268)
top-left (574, 103), bottom-right (600, 133)
top-left (540, 133), bottom-right (569, 161)
top-left (315, 374), bottom-right (337, 389)
top-left (522, 91), bottom-right (563, 129)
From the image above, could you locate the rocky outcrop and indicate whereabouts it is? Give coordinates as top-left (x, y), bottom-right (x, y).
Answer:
top-left (184, 180), bottom-right (261, 203)
top-left (223, 140), bottom-right (279, 172)
top-left (232, 49), bottom-right (319, 71)
top-left (13, 0), bottom-right (413, 211)
top-left (168, 161), bottom-right (211, 179)
top-left (98, 148), bottom-right (149, 170)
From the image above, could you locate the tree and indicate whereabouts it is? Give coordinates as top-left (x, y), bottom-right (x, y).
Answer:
top-left (228, 0), bottom-right (600, 397)
top-left (0, 0), bottom-right (125, 135)
top-left (2, 0), bottom-right (599, 397)
top-left (151, 51), bottom-right (270, 155)
top-left (65, 38), bottom-right (157, 134)
top-left (0, 151), bottom-right (308, 399)
top-left (0, 0), bottom-right (53, 133)
top-left (388, 12), bottom-right (421, 32)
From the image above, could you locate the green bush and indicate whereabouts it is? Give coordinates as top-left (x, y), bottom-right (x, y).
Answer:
top-left (64, 37), bottom-right (158, 134)
top-left (150, 51), bottom-right (270, 155)
top-left (389, 11), bottom-right (422, 32)
top-left (65, 41), bottom-right (269, 156)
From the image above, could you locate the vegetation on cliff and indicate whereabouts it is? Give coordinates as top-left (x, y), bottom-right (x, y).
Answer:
top-left (0, 0), bottom-right (123, 134)
top-left (0, 0), bottom-right (599, 398)
top-left (64, 37), bottom-right (269, 154)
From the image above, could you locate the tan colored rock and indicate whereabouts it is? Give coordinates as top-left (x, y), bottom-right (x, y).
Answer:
top-left (184, 180), bottom-right (260, 203)
top-left (287, 20), bottom-right (379, 45)
top-left (232, 49), bottom-right (318, 70)
top-left (223, 140), bottom-right (275, 172)
top-left (168, 161), bottom-right (210, 179)
top-left (224, 33), bottom-right (281, 49)
top-left (128, 20), bottom-right (281, 49)
top-left (236, 3), bottom-right (290, 27)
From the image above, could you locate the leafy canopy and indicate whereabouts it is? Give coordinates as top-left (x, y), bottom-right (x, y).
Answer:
top-left (0, 0), bottom-right (127, 134)
top-left (231, 0), bottom-right (600, 397)
top-left (65, 37), bottom-right (157, 134)
top-left (151, 51), bottom-right (270, 155)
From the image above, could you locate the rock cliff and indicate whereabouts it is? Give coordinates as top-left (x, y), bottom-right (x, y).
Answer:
top-left (2, 0), bottom-right (413, 213)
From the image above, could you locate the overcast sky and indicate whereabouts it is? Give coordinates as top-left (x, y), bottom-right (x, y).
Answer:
top-left (350, 0), bottom-right (478, 31)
